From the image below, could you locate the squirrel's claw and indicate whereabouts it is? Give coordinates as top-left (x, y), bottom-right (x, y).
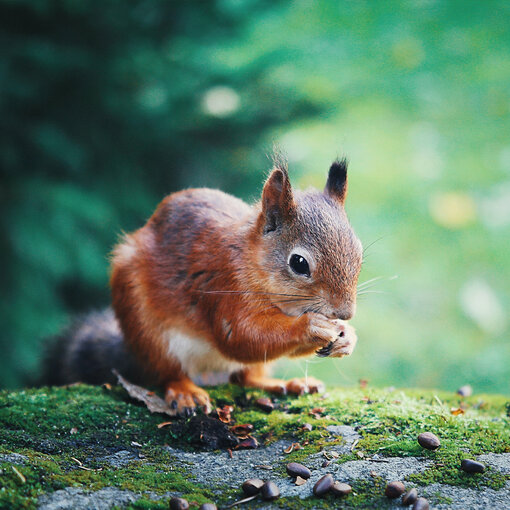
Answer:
top-left (165, 381), bottom-right (212, 418)
top-left (316, 340), bottom-right (336, 357)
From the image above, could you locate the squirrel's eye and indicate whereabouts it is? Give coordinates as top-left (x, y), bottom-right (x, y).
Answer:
top-left (289, 254), bottom-right (311, 277)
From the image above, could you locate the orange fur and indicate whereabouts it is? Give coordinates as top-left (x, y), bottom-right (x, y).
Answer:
top-left (110, 162), bottom-right (362, 415)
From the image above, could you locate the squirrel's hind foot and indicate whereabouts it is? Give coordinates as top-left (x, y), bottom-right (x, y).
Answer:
top-left (164, 379), bottom-right (212, 417)
top-left (285, 377), bottom-right (325, 395)
top-left (231, 365), bottom-right (325, 396)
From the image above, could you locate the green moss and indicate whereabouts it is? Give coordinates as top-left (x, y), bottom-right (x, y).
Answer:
top-left (0, 384), bottom-right (508, 508)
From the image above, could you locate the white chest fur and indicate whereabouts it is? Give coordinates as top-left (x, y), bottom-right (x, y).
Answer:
top-left (163, 329), bottom-right (245, 377)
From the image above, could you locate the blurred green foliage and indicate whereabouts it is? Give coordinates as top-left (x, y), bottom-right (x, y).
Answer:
top-left (1, 0), bottom-right (509, 393)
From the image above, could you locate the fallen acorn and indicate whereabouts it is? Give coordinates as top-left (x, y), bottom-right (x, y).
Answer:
top-left (402, 487), bottom-right (418, 506)
top-left (412, 497), bottom-right (429, 510)
top-left (460, 459), bottom-right (485, 473)
top-left (331, 481), bottom-right (352, 496)
top-left (261, 481), bottom-right (280, 501)
top-left (169, 497), bottom-right (189, 510)
top-left (385, 481), bottom-right (406, 499)
top-left (242, 479), bottom-right (264, 495)
top-left (255, 397), bottom-right (274, 412)
top-left (199, 504), bottom-right (217, 510)
top-left (286, 462), bottom-right (311, 480)
top-left (417, 432), bottom-right (440, 450)
top-left (313, 474), bottom-right (334, 496)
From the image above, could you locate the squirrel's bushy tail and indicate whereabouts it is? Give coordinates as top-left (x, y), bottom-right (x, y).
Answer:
top-left (41, 308), bottom-right (145, 386)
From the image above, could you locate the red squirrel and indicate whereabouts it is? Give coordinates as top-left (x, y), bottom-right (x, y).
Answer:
top-left (44, 157), bottom-right (362, 416)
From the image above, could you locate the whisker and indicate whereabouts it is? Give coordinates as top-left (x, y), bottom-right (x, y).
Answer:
top-left (200, 290), bottom-right (314, 298)
top-left (357, 290), bottom-right (388, 295)
top-left (358, 275), bottom-right (398, 290)
top-left (362, 235), bottom-right (388, 255)
top-left (357, 276), bottom-right (386, 289)
top-left (270, 298), bottom-right (316, 305)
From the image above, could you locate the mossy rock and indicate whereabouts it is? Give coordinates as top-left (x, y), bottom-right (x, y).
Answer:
top-left (0, 384), bottom-right (509, 509)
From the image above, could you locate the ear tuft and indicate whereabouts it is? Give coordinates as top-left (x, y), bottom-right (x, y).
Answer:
top-left (261, 167), bottom-right (294, 234)
top-left (325, 158), bottom-right (348, 203)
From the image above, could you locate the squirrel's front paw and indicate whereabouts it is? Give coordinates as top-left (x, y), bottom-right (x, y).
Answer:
top-left (316, 321), bottom-right (357, 358)
top-left (306, 314), bottom-right (347, 346)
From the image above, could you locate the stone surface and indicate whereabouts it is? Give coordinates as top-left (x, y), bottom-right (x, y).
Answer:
top-left (99, 450), bottom-right (139, 467)
top-left (325, 425), bottom-right (361, 453)
top-left (424, 482), bottom-right (510, 509)
top-left (0, 453), bottom-right (28, 465)
top-left (477, 453), bottom-right (510, 473)
top-left (38, 487), bottom-right (140, 510)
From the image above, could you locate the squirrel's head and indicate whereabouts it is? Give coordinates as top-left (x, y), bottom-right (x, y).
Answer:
top-left (255, 158), bottom-right (362, 320)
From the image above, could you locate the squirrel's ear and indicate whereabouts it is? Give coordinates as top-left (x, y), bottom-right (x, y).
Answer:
top-left (261, 167), bottom-right (295, 234)
top-left (325, 158), bottom-right (348, 204)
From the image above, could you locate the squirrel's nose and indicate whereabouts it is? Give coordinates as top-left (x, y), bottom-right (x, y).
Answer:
top-left (334, 303), bottom-right (356, 321)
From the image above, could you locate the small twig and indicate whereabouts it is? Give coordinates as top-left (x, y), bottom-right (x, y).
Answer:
top-left (12, 466), bottom-right (26, 484)
top-left (350, 439), bottom-right (359, 452)
top-left (254, 464), bottom-right (272, 470)
top-left (78, 465), bottom-right (101, 472)
top-left (71, 457), bottom-right (101, 472)
top-left (222, 494), bottom-right (258, 508)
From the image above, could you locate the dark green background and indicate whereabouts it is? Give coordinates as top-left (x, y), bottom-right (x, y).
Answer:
top-left (2, 0), bottom-right (509, 393)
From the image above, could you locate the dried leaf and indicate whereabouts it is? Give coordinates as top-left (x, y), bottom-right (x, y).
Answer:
top-left (295, 476), bottom-right (307, 486)
top-left (283, 442), bottom-right (302, 454)
top-left (157, 421), bottom-right (173, 429)
top-left (234, 436), bottom-right (258, 450)
top-left (113, 369), bottom-right (177, 417)
top-left (450, 407), bottom-right (465, 416)
top-left (230, 424), bottom-right (254, 436)
top-left (309, 407), bottom-right (326, 419)
top-left (217, 405), bottom-right (234, 423)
